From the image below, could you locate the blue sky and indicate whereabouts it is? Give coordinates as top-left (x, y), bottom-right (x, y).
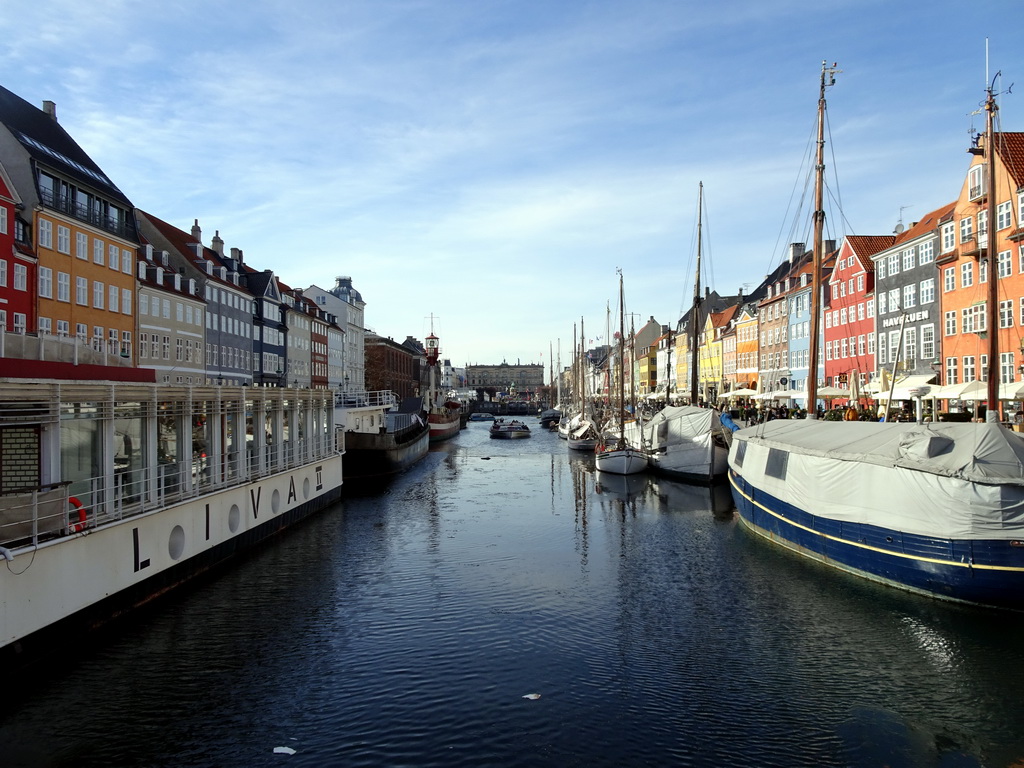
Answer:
top-left (2, 0), bottom-right (1022, 372)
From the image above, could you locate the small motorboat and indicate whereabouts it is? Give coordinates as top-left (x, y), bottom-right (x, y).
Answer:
top-left (489, 418), bottom-right (531, 439)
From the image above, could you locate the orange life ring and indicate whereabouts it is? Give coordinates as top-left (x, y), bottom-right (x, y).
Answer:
top-left (68, 496), bottom-right (87, 533)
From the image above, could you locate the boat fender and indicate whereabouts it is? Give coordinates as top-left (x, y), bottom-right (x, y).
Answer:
top-left (68, 496), bottom-right (87, 533)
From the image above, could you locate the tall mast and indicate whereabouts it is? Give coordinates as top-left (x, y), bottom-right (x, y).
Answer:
top-left (690, 181), bottom-right (703, 405)
top-left (983, 76), bottom-right (1000, 415)
top-left (618, 269), bottom-right (626, 440)
top-left (808, 61), bottom-right (839, 419)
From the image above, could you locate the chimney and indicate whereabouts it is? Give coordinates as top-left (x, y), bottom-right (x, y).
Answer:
top-left (42, 101), bottom-right (57, 121)
top-left (191, 219), bottom-right (202, 243)
top-left (212, 230), bottom-right (224, 256)
top-left (705, 287), bottom-right (710, 299)
top-left (789, 242), bottom-right (805, 263)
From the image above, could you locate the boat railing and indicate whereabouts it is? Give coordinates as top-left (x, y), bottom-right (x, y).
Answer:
top-left (0, 438), bottom-right (338, 549)
top-left (335, 390), bottom-right (398, 409)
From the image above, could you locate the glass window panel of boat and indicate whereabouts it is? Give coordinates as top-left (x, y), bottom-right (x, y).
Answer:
top-left (192, 402), bottom-right (212, 487)
top-left (765, 448), bottom-right (788, 480)
top-left (60, 402), bottom-right (102, 507)
top-left (114, 402), bottom-right (147, 502)
top-left (157, 401), bottom-right (185, 467)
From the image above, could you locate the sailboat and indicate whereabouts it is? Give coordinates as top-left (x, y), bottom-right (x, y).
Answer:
top-left (596, 270), bottom-right (647, 475)
top-left (642, 181), bottom-right (731, 482)
top-left (727, 62), bottom-right (1024, 610)
top-left (567, 318), bottom-right (601, 451)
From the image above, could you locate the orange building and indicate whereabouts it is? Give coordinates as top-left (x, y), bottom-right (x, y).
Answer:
top-left (936, 132), bottom-right (1024, 391)
top-left (0, 88), bottom-right (138, 359)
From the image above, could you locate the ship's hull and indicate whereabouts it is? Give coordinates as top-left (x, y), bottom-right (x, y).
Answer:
top-left (729, 465), bottom-right (1024, 611)
top-left (343, 423), bottom-right (429, 478)
top-left (595, 447), bottom-right (647, 475)
top-left (2, 455), bottom-right (343, 666)
top-left (428, 412), bottom-right (461, 442)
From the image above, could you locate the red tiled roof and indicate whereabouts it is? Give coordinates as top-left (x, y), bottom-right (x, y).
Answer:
top-left (995, 132), bottom-right (1024, 189)
top-left (894, 201), bottom-right (956, 245)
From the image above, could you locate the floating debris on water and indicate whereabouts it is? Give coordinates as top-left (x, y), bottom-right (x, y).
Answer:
top-left (274, 746), bottom-right (297, 755)
top-left (522, 693), bottom-right (541, 700)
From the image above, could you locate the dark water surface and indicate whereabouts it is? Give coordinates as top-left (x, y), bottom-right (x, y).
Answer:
top-left (4, 424), bottom-right (1024, 767)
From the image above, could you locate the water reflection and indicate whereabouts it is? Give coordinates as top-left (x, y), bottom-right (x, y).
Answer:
top-left (4, 427), bottom-right (1024, 767)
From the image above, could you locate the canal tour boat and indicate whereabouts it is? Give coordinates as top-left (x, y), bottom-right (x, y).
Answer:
top-left (0, 378), bottom-right (343, 664)
top-left (727, 63), bottom-right (1024, 610)
top-left (489, 418), bottom-right (531, 439)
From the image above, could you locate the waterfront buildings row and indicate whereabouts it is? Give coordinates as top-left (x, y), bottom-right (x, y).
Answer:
top-left (580, 131), bottom-right (1024, 410)
top-left (0, 84), bottom-right (372, 392)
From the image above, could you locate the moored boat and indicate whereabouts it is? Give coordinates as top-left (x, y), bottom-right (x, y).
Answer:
top-left (468, 412), bottom-right (495, 422)
top-left (423, 325), bottom-right (461, 443)
top-left (728, 62), bottom-right (1024, 610)
top-left (339, 393), bottom-right (429, 479)
top-left (489, 418), bottom-right (531, 439)
top-left (0, 379), bottom-right (342, 665)
top-left (643, 405), bottom-right (730, 482)
top-left (595, 270), bottom-right (646, 475)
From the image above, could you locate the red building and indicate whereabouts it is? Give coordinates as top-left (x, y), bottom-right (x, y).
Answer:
top-left (0, 159), bottom-right (35, 334)
top-left (824, 235), bottom-right (892, 393)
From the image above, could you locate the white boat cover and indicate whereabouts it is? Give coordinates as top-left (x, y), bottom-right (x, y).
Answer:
top-left (731, 420), bottom-right (1024, 539)
top-left (734, 420), bottom-right (1024, 484)
top-left (643, 405), bottom-right (720, 443)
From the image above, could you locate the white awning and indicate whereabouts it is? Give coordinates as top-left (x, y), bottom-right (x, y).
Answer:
top-left (875, 374), bottom-right (937, 400)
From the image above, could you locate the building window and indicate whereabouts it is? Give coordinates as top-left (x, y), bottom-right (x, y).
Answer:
top-left (921, 325), bottom-right (935, 361)
top-left (57, 272), bottom-right (70, 302)
top-left (919, 240), bottom-right (934, 264)
top-left (888, 288), bottom-right (899, 312)
top-left (878, 293), bottom-right (887, 315)
top-left (0, 259), bottom-right (6, 287)
top-left (140, 332), bottom-right (148, 358)
top-left (56, 224), bottom-right (70, 254)
top-left (38, 316), bottom-right (51, 335)
top-left (93, 238), bottom-right (104, 264)
top-left (13, 264), bottom-right (26, 290)
top-left (93, 280), bottom-right (104, 309)
top-left (946, 358), bottom-right (958, 385)
top-left (998, 250), bottom-right (1012, 279)
top-left (961, 262), bottom-right (973, 288)
top-left (902, 248), bottom-right (915, 271)
top-left (978, 209), bottom-right (988, 237)
top-left (920, 278), bottom-right (935, 304)
top-left (960, 216), bottom-right (974, 244)
top-left (887, 253), bottom-right (899, 276)
top-left (122, 249), bottom-right (132, 274)
top-left (904, 328), bottom-right (917, 364)
top-left (57, 320), bottom-right (69, 336)
top-left (941, 223), bottom-right (955, 252)
top-left (903, 284), bottom-right (916, 309)
top-left (76, 232), bottom-right (88, 260)
top-left (38, 218), bottom-right (52, 248)
top-left (109, 284), bottom-right (119, 313)
top-left (944, 266), bottom-right (955, 292)
top-left (0, 206), bottom-right (6, 235)
top-left (1000, 299), bottom-right (1014, 328)
top-left (944, 310), bottom-right (956, 336)
top-left (963, 355), bottom-right (976, 382)
top-left (998, 200), bottom-right (1013, 230)
top-left (38, 266), bottom-right (53, 298)
top-left (122, 288), bottom-right (132, 314)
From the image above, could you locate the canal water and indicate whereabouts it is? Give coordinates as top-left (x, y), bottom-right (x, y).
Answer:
top-left (4, 422), bottom-right (1024, 767)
